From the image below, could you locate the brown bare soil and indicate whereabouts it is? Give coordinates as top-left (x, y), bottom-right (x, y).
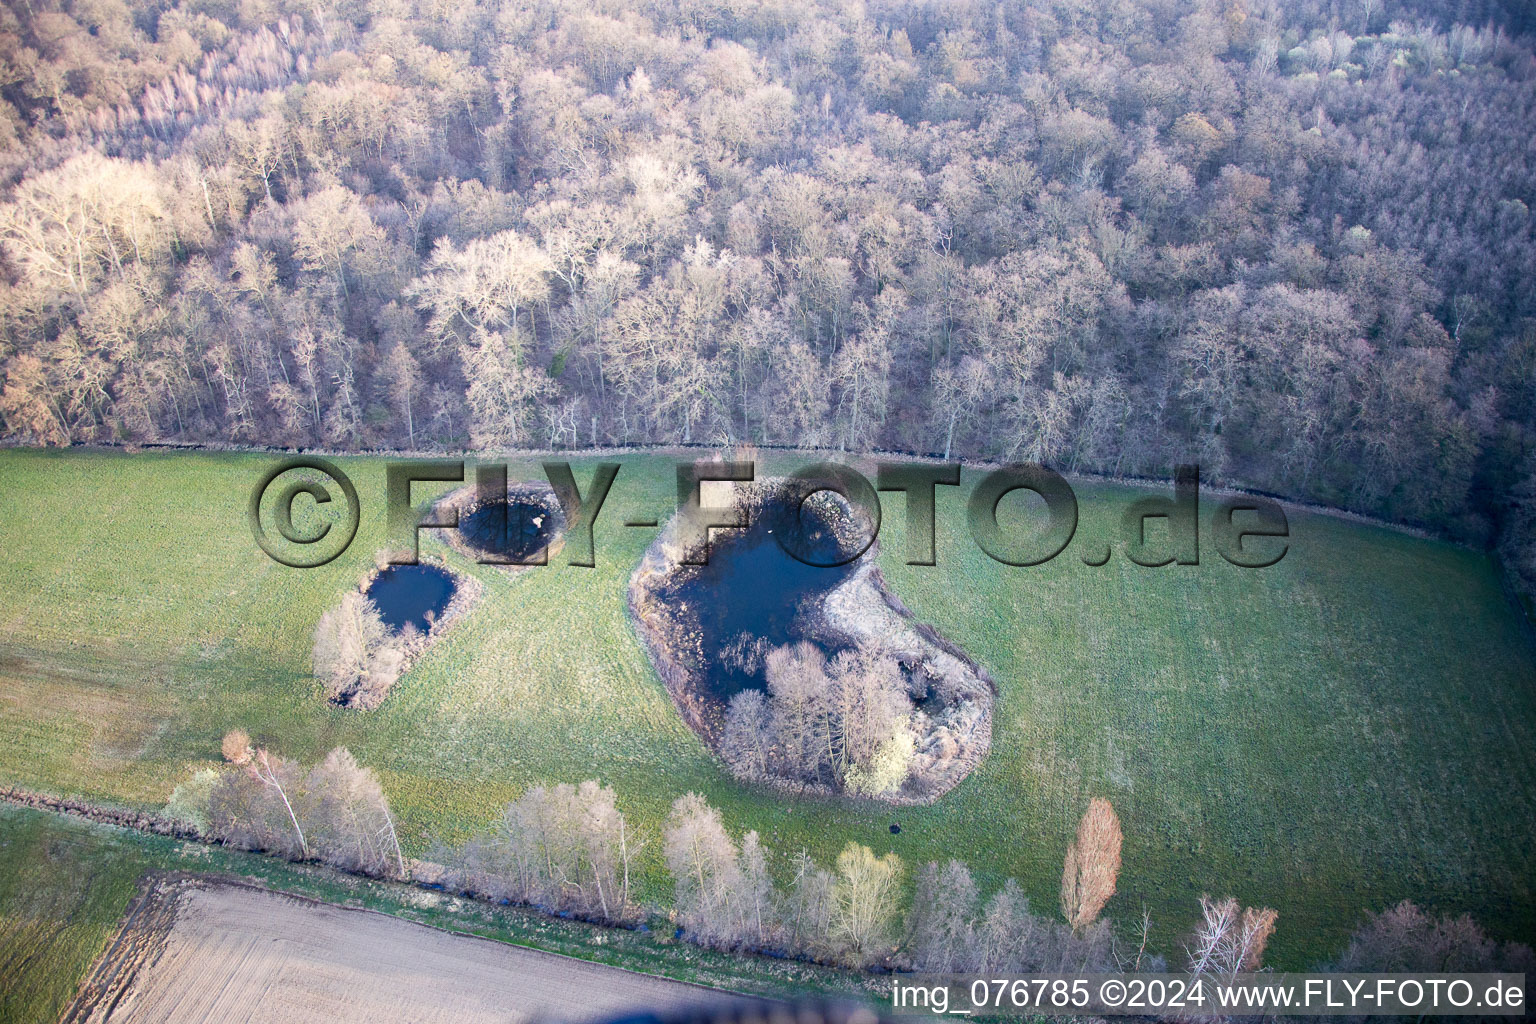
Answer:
top-left (67, 878), bottom-right (726, 1024)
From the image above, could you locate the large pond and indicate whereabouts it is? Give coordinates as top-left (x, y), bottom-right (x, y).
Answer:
top-left (458, 496), bottom-right (557, 563)
top-left (365, 563), bottom-right (456, 635)
top-left (629, 481), bottom-right (996, 803)
top-left (652, 501), bottom-right (856, 702)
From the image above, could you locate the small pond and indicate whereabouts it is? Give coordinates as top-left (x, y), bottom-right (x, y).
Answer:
top-left (458, 496), bottom-right (557, 563)
top-left (365, 563), bottom-right (456, 635)
top-left (655, 500), bottom-right (856, 702)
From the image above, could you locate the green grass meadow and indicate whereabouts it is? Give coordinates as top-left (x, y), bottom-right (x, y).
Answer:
top-left (0, 446), bottom-right (1532, 976)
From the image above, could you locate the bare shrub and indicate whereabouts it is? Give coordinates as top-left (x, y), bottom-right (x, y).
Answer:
top-left (1061, 797), bottom-right (1122, 932)
top-left (718, 632), bottom-right (770, 675)
top-left (163, 767), bottom-right (221, 833)
top-left (221, 728), bottom-right (252, 764)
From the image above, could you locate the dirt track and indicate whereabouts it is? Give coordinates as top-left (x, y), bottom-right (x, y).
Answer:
top-left (71, 879), bottom-right (730, 1024)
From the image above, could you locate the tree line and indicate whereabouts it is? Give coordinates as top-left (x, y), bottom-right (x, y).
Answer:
top-left (2, 0), bottom-right (1535, 593)
top-left (166, 728), bottom-right (406, 877)
top-left (164, 742), bottom-right (1535, 977)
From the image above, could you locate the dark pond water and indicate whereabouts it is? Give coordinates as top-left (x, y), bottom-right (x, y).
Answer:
top-left (365, 563), bottom-right (456, 635)
top-left (660, 502), bottom-right (856, 702)
top-left (458, 497), bottom-right (556, 563)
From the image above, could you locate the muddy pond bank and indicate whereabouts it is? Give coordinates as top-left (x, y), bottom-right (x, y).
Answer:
top-left (433, 482), bottom-right (565, 566)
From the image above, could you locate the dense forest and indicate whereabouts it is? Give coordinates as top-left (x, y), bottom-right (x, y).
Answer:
top-left (1, 0), bottom-right (1534, 589)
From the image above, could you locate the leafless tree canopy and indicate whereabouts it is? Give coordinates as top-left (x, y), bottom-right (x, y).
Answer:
top-left (905, 862), bottom-right (1123, 974)
top-left (656, 791), bottom-right (1130, 972)
top-left (442, 781), bottom-right (636, 921)
top-left (660, 791), bottom-right (907, 966)
top-left (300, 747), bottom-right (407, 877)
top-left (201, 740), bottom-right (405, 878)
top-left (169, 760), bottom-right (1534, 974)
top-left (439, 779), bottom-right (635, 914)
top-left (721, 642), bottom-right (916, 795)
top-left (663, 792), bottom-right (751, 947)
top-left (312, 591), bottom-right (404, 708)
top-left (1332, 900), bottom-right (1536, 975)
top-left (906, 859), bottom-right (978, 972)
top-left (1186, 895), bottom-right (1280, 978)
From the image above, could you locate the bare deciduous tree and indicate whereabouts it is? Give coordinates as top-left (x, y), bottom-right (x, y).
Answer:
top-left (1061, 797), bottom-right (1122, 932)
top-left (737, 830), bottom-right (776, 948)
top-left (290, 183), bottom-right (385, 299)
top-left (207, 744), bottom-right (310, 859)
top-left (785, 848), bottom-right (836, 956)
top-left (0, 152), bottom-right (172, 298)
top-left (831, 842), bottom-right (904, 966)
top-left (721, 689), bottom-right (771, 778)
top-left (202, 739), bottom-right (406, 878)
top-left (406, 230), bottom-right (553, 350)
top-left (452, 781), bottom-right (633, 920)
top-left (727, 643), bottom-right (915, 794)
top-left (312, 591), bottom-right (403, 708)
top-left (664, 792), bottom-right (746, 947)
top-left (1, 0), bottom-right (1533, 595)
top-left (1186, 896), bottom-right (1279, 978)
top-left (302, 747), bottom-right (406, 878)
top-left (907, 859), bottom-right (978, 971)
top-left (1331, 900), bottom-right (1534, 974)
